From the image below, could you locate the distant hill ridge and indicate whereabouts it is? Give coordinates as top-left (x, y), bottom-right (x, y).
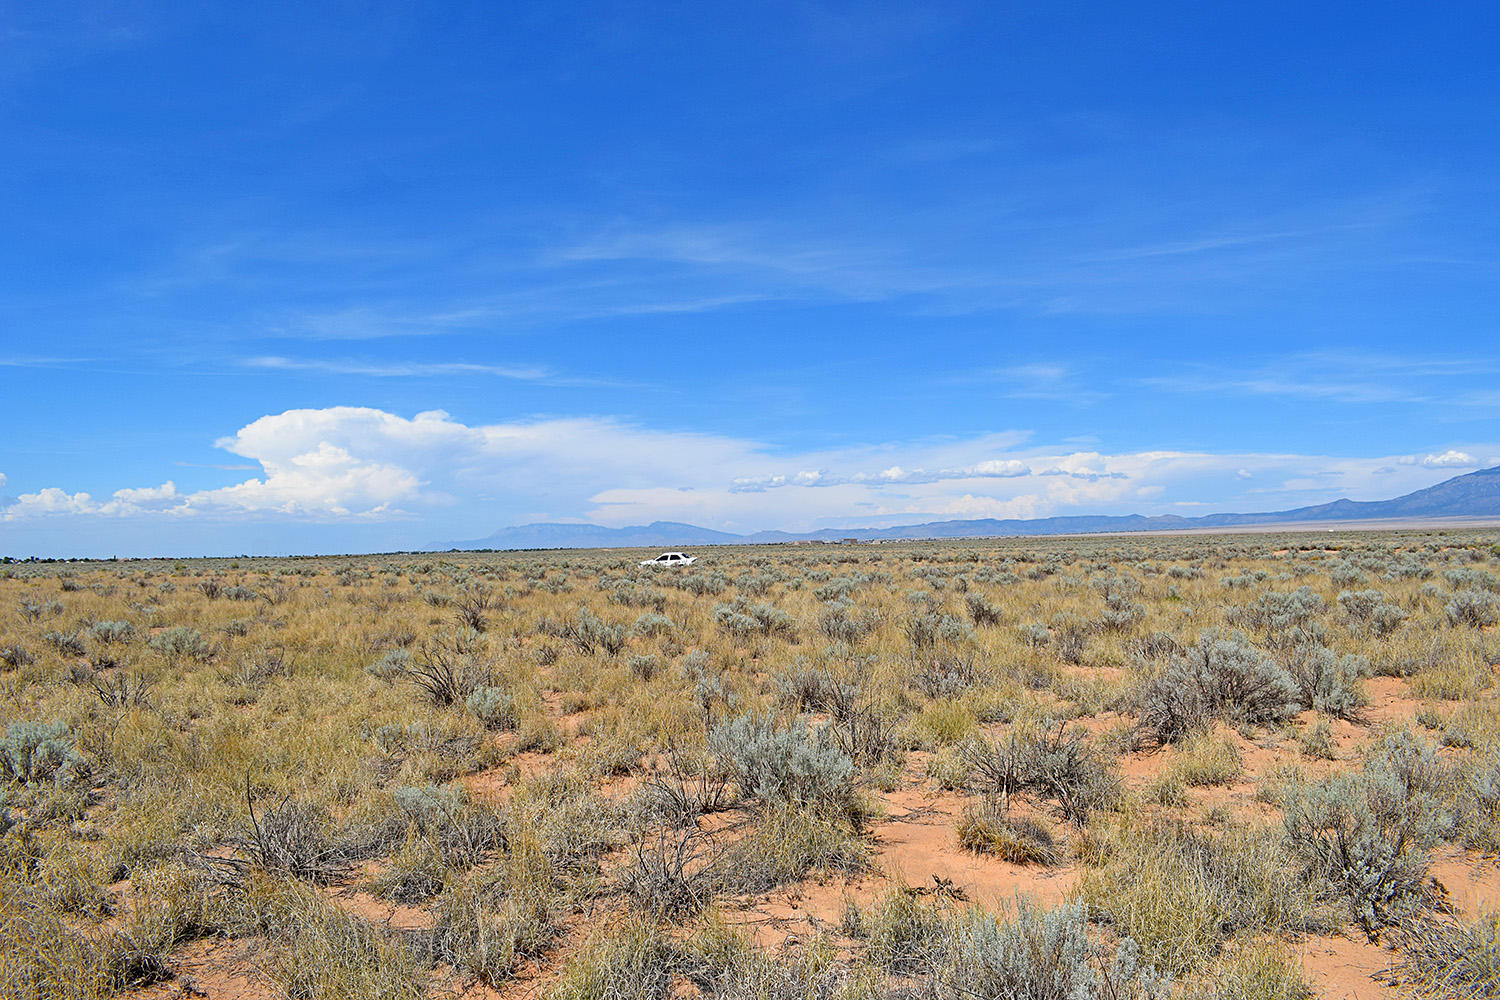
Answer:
top-left (451, 465), bottom-right (1500, 550)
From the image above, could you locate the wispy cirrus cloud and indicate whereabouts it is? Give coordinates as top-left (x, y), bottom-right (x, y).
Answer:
top-left (960, 362), bottom-right (1108, 404)
top-left (0, 356), bottom-right (95, 368)
top-left (1142, 351), bottom-right (1500, 407)
top-left (107, 162), bottom-right (1441, 354)
top-left (1084, 216), bottom-right (1387, 264)
top-left (1142, 372), bottom-right (1424, 404)
top-left (240, 355), bottom-right (643, 389)
top-left (539, 182), bottom-right (1434, 320)
top-left (269, 290), bottom-right (776, 340)
top-left (243, 356), bottom-right (553, 380)
top-left (730, 457), bottom-right (1032, 493)
top-left (226, 179), bottom-right (1429, 346)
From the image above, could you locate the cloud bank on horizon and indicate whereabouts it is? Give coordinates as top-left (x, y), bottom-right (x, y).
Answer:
top-left (2, 405), bottom-right (1495, 557)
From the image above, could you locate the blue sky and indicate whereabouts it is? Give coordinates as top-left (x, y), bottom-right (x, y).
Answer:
top-left (3, 1), bottom-right (1499, 557)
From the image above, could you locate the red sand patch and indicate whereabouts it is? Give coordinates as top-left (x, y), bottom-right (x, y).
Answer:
top-left (331, 886), bottom-right (436, 931)
top-left (1297, 933), bottom-right (1399, 1000)
top-left (1361, 677), bottom-right (1416, 726)
top-left (869, 783), bottom-right (1080, 909)
top-left (725, 873), bottom-right (869, 949)
top-left (1431, 847), bottom-right (1500, 919)
top-left (130, 938), bottom-right (273, 1000)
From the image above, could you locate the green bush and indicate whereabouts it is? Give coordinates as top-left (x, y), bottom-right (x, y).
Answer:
top-left (1233, 587), bottom-right (1325, 640)
top-left (561, 606), bottom-right (629, 655)
top-left (1456, 753), bottom-right (1500, 853)
top-left (1079, 820), bottom-right (1331, 976)
top-left (87, 620), bottom-right (136, 644)
top-left (957, 800), bottom-right (1059, 864)
top-left (1338, 589), bottom-right (1408, 636)
top-left (904, 610), bottom-right (975, 649)
top-left (366, 648), bottom-right (412, 681)
top-left (630, 612), bottom-right (675, 638)
top-left (965, 592), bottom-right (1004, 626)
top-left (817, 599), bottom-right (880, 643)
top-left (712, 599), bottom-right (794, 641)
top-left (1196, 940), bottom-right (1314, 1000)
top-left (547, 916), bottom-right (674, 1000)
top-left (0, 644), bottom-right (35, 669)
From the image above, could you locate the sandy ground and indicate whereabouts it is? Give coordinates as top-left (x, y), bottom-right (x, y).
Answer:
top-left (126, 671), bottom-right (1500, 1000)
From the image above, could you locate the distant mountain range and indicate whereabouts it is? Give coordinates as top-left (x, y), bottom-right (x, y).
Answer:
top-left (449, 465), bottom-right (1500, 551)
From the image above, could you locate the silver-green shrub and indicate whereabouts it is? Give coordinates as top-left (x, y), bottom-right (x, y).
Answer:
top-left (1282, 730), bottom-right (1454, 935)
top-left (1133, 631), bottom-right (1299, 745)
top-left (708, 712), bottom-right (855, 812)
top-left (1447, 589), bottom-right (1499, 628)
top-left (0, 719), bottom-right (87, 787)
top-left (1285, 643), bottom-right (1368, 719)
top-left (149, 625), bottom-right (212, 660)
top-left (939, 900), bottom-right (1168, 1000)
top-left (466, 685), bottom-right (518, 731)
top-left (87, 619), bottom-right (136, 644)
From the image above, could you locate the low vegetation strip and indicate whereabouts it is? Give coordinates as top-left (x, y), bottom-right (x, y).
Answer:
top-left (0, 530), bottom-right (1497, 998)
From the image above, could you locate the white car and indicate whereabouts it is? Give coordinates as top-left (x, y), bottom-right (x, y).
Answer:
top-left (639, 551), bottom-right (696, 568)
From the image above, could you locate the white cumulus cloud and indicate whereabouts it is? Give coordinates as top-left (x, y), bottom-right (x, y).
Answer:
top-left (1411, 449), bottom-right (1477, 469)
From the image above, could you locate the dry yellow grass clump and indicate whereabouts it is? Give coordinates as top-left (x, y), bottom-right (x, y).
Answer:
top-left (1, 529), bottom-right (1498, 999)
